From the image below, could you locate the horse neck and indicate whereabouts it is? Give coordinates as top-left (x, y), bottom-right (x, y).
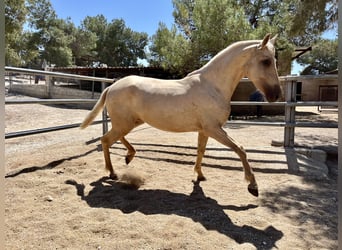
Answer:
top-left (197, 41), bottom-right (259, 101)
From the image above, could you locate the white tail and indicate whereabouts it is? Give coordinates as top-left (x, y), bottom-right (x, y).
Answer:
top-left (80, 88), bottom-right (109, 129)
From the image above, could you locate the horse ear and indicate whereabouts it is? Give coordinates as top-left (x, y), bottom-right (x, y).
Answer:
top-left (258, 33), bottom-right (271, 50)
top-left (270, 34), bottom-right (278, 45)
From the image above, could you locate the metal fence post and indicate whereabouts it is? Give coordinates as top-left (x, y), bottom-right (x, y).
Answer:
top-left (45, 74), bottom-right (52, 98)
top-left (9, 72), bottom-right (13, 88)
top-left (101, 82), bottom-right (108, 135)
top-left (284, 80), bottom-right (296, 147)
top-left (284, 79), bottom-right (299, 173)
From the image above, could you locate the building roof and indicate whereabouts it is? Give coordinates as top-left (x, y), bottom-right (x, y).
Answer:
top-left (51, 66), bottom-right (176, 79)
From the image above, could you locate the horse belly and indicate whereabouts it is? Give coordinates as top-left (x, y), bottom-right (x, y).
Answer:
top-left (139, 101), bottom-right (202, 133)
top-left (146, 119), bottom-right (201, 133)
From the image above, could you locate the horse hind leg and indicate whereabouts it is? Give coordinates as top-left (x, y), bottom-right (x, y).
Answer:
top-left (120, 137), bottom-right (136, 164)
top-left (119, 119), bottom-right (144, 164)
top-left (101, 129), bottom-right (123, 179)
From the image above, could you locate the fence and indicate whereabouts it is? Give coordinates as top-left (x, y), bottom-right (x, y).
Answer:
top-left (5, 66), bottom-right (112, 137)
top-left (5, 67), bottom-right (338, 148)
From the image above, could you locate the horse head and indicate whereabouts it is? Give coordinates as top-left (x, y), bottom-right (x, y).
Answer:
top-left (244, 34), bottom-right (282, 102)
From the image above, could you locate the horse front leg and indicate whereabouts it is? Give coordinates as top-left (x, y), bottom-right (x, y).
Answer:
top-left (206, 127), bottom-right (258, 197)
top-left (194, 132), bottom-right (209, 181)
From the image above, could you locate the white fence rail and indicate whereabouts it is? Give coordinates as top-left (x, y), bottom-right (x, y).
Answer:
top-left (5, 67), bottom-right (338, 147)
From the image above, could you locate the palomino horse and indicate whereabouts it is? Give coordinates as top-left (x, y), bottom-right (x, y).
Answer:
top-left (81, 34), bottom-right (281, 197)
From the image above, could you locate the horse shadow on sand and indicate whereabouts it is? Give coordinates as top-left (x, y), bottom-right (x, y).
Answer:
top-left (66, 177), bottom-right (283, 249)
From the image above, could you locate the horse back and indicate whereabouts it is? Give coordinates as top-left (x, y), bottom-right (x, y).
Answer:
top-left (105, 75), bottom-right (230, 132)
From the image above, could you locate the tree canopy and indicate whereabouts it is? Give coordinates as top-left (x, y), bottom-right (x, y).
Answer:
top-left (5, 0), bottom-right (27, 66)
top-left (80, 15), bottom-right (148, 67)
top-left (5, 0), bottom-right (148, 68)
top-left (149, 0), bottom-right (337, 75)
top-left (297, 39), bottom-right (338, 75)
top-left (5, 0), bottom-right (337, 75)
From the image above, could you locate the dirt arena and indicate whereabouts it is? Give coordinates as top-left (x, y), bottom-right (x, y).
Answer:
top-left (5, 93), bottom-right (338, 249)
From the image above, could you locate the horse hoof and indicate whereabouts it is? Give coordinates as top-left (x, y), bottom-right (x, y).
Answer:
top-left (197, 176), bottom-right (206, 182)
top-left (248, 186), bottom-right (259, 197)
top-left (125, 154), bottom-right (135, 165)
top-left (109, 173), bottom-right (118, 180)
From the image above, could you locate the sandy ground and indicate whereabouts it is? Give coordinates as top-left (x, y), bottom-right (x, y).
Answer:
top-left (5, 93), bottom-right (338, 249)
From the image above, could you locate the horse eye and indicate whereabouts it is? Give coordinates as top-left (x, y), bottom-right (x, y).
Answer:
top-left (261, 59), bottom-right (271, 67)
top-left (261, 59), bottom-right (272, 67)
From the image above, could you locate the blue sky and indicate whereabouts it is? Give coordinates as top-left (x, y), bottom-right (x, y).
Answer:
top-left (50, 0), bottom-right (174, 36)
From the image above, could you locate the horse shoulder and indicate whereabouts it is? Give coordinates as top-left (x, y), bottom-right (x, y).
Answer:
top-left (181, 79), bottom-right (229, 126)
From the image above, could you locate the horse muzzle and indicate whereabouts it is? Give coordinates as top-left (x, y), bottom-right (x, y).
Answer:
top-left (264, 84), bottom-right (282, 102)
